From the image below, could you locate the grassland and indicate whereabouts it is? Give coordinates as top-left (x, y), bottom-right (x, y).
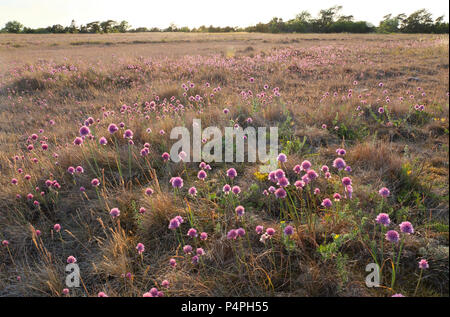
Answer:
top-left (0, 33), bottom-right (448, 297)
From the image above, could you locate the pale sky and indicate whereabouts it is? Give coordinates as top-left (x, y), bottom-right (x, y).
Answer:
top-left (0, 0), bottom-right (449, 29)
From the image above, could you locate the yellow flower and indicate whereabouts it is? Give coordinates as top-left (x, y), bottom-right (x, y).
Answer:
top-left (254, 171), bottom-right (268, 181)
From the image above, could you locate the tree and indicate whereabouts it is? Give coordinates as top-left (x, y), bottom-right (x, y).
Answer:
top-left (50, 24), bottom-right (65, 33)
top-left (317, 5), bottom-right (342, 31)
top-left (378, 14), bottom-right (400, 33)
top-left (115, 21), bottom-right (130, 33)
top-left (400, 9), bottom-right (434, 33)
top-left (86, 21), bottom-right (101, 33)
top-left (100, 20), bottom-right (117, 33)
top-left (68, 20), bottom-right (78, 33)
top-left (3, 21), bottom-right (24, 33)
top-left (295, 11), bottom-right (312, 23)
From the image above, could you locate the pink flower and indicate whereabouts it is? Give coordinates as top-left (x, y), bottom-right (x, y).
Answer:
top-left (266, 228), bottom-right (275, 236)
top-left (187, 228), bottom-right (198, 238)
top-left (379, 187), bottom-right (390, 198)
top-left (226, 168), bottom-right (237, 179)
top-left (235, 205), bottom-right (245, 216)
top-left (136, 243), bottom-right (145, 254)
top-left (197, 170), bottom-right (207, 180)
top-left (110, 208), bottom-right (120, 218)
top-left (145, 188), bottom-right (154, 195)
top-left (188, 186), bottom-right (197, 196)
top-left (162, 152), bottom-right (170, 161)
top-left (418, 259), bottom-right (429, 270)
top-left (255, 225), bottom-right (264, 234)
top-left (321, 198), bottom-right (332, 208)
top-left (53, 224), bottom-right (61, 232)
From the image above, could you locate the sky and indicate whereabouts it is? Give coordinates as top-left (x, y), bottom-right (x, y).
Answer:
top-left (0, 0), bottom-right (449, 29)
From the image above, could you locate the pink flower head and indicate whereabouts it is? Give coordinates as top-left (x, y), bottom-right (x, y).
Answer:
top-left (294, 180), bottom-right (305, 189)
top-left (226, 168), bottom-right (237, 179)
top-left (236, 228), bottom-right (246, 237)
top-left (227, 229), bottom-right (238, 240)
top-left (197, 170), bottom-right (207, 180)
top-left (255, 225), bottom-right (264, 234)
top-left (301, 160), bottom-right (312, 171)
top-left (235, 205), bottom-right (245, 216)
top-left (274, 188), bottom-right (286, 199)
top-left (418, 259), bottom-right (429, 270)
top-left (376, 213), bottom-right (390, 226)
top-left (399, 221), bottom-right (414, 234)
top-left (188, 186), bottom-right (197, 196)
top-left (67, 256), bottom-right (77, 264)
top-left (274, 169), bottom-right (285, 179)
top-left (168, 218), bottom-right (180, 230)
top-left (108, 123), bottom-right (118, 134)
top-left (79, 126), bottom-right (90, 137)
top-left (306, 169), bottom-right (318, 180)
top-left (332, 158), bottom-right (346, 170)
top-left (342, 177), bottom-right (352, 186)
top-left (277, 153), bottom-right (287, 163)
top-left (161, 280), bottom-right (170, 288)
top-left (284, 225), bottom-right (294, 236)
top-left (170, 177), bottom-right (183, 188)
top-left (183, 244), bottom-right (193, 254)
top-left (277, 177), bottom-right (290, 187)
top-left (110, 207), bottom-right (120, 218)
top-left (379, 187), bottom-right (390, 198)
top-left (385, 230), bottom-right (400, 243)
top-left (145, 188), bottom-right (154, 195)
top-left (232, 186), bottom-right (241, 195)
top-left (321, 198), bottom-right (332, 208)
top-left (187, 228), bottom-right (198, 238)
top-left (266, 228), bottom-right (275, 236)
top-left (99, 137), bottom-right (108, 145)
top-left (161, 152), bottom-right (170, 161)
top-left (223, 184), bottom-right (231, 194)
top-left (136, 243), bottom-right (145, 254)
top-left (73, 137), bottom-right (83, 146)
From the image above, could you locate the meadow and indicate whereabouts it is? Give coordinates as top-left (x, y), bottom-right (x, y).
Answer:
top-left (0, 32), bottom-right (448, 297)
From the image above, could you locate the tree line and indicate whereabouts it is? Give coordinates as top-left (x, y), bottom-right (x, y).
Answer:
top-left (1, 7), bottom-right (448, 34)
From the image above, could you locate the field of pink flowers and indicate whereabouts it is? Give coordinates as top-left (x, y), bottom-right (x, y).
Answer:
top-left (0, 33), bottom-right (448, 297)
